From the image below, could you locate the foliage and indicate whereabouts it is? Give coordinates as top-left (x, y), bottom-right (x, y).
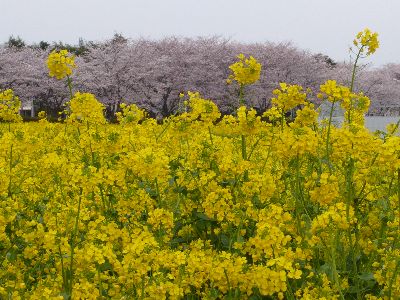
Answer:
top-left (7, 35), bottom-right (25, 49)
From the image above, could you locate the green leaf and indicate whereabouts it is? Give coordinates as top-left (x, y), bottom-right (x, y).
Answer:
top-left (358, 272), bottom-right (375, 281)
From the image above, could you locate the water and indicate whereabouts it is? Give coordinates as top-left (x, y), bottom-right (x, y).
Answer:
top-left (318, 103), bottom-right (400, 133)
top-left (327, 116), bottom-right (400, 133)
top-left (364, 116), bottom-right (400, 132)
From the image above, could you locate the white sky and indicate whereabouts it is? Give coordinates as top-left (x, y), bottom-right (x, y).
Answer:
top-left (1, 0), bottom-right (400, 66)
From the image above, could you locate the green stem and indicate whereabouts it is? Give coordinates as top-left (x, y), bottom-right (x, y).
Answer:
top-left (350, 46), bottom-right (364, 93)
top-left (141, 274), bottom-right (145, 300)
top-left (326, 101), bottom-right (335, 170)
top-left (67, 190), bottom-right (82, 298)
top-left (295, 157), bottom-right (312, 224)
top-left (66, 75), bottom-right (73, 99)
top-left (239, 84), bottom-right (245, 107)
top-left (331, 232), bottom-right (345, 300)
top-left (155, 178), bottom-right (161, 206)
top-left (348, 46), bottom-right (364, 125)
top-left (224, 269), bottom-right (231, 292)
top-left (8, 144), bottom-right (13, 198)
top-left (97, 268), bottom-right (104, 297)
top-left (241, 135), bottom-right (247, 161)
top-left (241, 135), bottom-right (249, 181)
top-left (345, 158), bottom-right (361, 299)
top-left (398, 169), bottom-right (400, 233)
top-left (208, 126), bottom-right (214, 146)
top-left (155, 121), bottom-right (171, 142)
top-left (247, 135), bottom-right (263, 160)
top-left (389, 118), bottom-right (400, 136)
top-left (388, 258), bottom-right (400, 300)
top-left (55, 215), bottom-right (67, 294)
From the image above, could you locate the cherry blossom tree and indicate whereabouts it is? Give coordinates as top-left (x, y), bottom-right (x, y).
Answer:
top-left (2, 36), bottom-right (397, 119)
top-left (360, 64), bottom-right (400, 115)
top-left (0, 47), bottom-right (71, 118)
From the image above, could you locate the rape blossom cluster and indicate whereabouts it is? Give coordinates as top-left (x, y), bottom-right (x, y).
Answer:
top-left (46, 49), bottom-right (76, 80)
top-left (353, 28), bottom-right (380, 56)
top-left (227, 54), bottom-right (261, 86)
top-left (0, 89), bottom-right (22, 123)
top-left (0, 28), bottom-right (399, 300)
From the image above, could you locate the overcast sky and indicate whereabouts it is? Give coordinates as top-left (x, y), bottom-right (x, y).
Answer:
top-left (1, 0), bottom-right (399, 66)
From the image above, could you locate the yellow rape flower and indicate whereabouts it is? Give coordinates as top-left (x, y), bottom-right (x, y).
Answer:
top-left (318, 80), bottom-right (370, 126)
top-left (228, 54), bottom-right (262, 86)
top-left (66, 92), bottom-right (106, 124)
top-left (116, 103), bottom-right (146, 124)
top-left (318, 80), bottom-right (352, 103)
top-left (186, 91), bottom-right (221, 123)
top-left (0, 89), bottom-right (22, 122)
top-left (46, 49), bottom-right (76, 80)
top-left (271, 83), bottom-right (307, 113)
top-left (353, 28), bottom-right (379, 56)
top-left (291, 103), bottom-right (318, 128)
